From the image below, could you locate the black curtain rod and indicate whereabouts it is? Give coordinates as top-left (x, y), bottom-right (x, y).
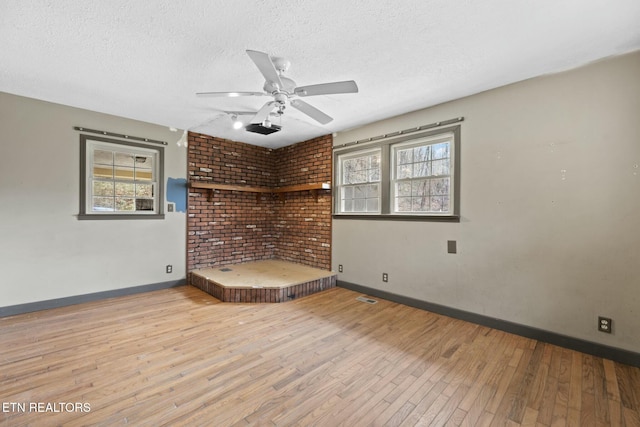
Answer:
top-left (334, 117), bottom-right (464, 149)
top-left (73, 127), bottom-right (168, 146)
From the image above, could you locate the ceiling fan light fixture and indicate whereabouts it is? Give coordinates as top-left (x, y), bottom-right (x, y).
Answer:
top-left (230, 114), bottom-right (243, 130)
top-left (176, 130), bottom-right (188, 147)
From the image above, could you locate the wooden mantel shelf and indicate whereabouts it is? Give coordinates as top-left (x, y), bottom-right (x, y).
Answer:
top-left (190, 181), bottom-right (331, 202)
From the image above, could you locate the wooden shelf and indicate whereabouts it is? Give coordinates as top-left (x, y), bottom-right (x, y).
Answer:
top-left (275, 183), bottom-right (331, 193)
top-left (190, 181), bottom-right (331, 202)
top-left (190, 182), bottom-right (272, 193)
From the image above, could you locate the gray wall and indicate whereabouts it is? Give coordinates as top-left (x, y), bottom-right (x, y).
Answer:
top-left (0, 92), bottom-right (187, 307)
top-left (332, 51), bottom-right (640, 353)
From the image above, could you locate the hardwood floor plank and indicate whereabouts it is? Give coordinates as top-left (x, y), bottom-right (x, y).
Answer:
top-left (1, 286), bottom-right (639, 426)
top-left (338, 381), bottom-right (395, 426)
top-left (485, 365), bottom-right (517, 415)
top-left (412, 385), bottom-right (451, 426)
top-left (399, 381), bottom-right (448, 426)
top-left (568, 351), bottom-right (583, 412)
top-left (476, 410), bottom-right (495, 427)
top-left (593, 356), bottom-right (612, 426)
top-left (603, 359), bottom-right (621, 402)
top-left (535, 346), bottom-right (563, 425)
top-left (608, 399), bottom-right (623, 427)
top-left (429, 384), bottom-right (469, 426)
top-left (459, 382), bottom-right (497, 427)
top-left (582, 354), bottom-right (595, 395)
top-left (622, 406), bottom-right (640, 427)
top-left (508, 341), bottom-right (545, 423)
top-left (527, 343), bottom-right (553, 414)
top-left (580, 387), bottom-right (597, 427)
top-left (444, 407), bottom-right (467, 427)
top-left (617, 362), bottom-right (640, 411)
top-left (521, 406), bottom-right (539, 427)
top-left (384, 401), bottom-right (417, 427)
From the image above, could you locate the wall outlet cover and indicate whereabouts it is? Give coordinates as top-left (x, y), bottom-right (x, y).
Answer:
top-left (598, 316), bottom-right (612, 333)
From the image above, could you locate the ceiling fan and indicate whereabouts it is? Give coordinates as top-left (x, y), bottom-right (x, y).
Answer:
top-left (197, 50), bottom-right (358, 132)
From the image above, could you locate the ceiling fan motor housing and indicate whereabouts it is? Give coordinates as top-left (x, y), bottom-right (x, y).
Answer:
top-left (264, 76), bottom-right (296, 95)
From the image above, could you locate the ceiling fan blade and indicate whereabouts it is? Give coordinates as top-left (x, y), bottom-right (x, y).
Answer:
top-left (290, 99), bottom-right (333, 125)
top-left (246, 50), bottom-right (284, 90)
top-left (294, 80), bottom-right (359, 97)
top-left (251, 101), bottom-right (276, 124)
top-left (196, 91), bottom-right (265, 97)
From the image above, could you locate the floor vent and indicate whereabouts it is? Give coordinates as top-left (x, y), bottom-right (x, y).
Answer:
top-left (356, 296), bottom-right (378, 304)
top-left (219, 268), bottom-right (233, 272)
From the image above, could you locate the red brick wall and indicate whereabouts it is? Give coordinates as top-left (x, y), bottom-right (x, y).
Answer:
top-left (187, 132), bottom-right (332, 272)
top-left (273, 136), bottom-right (332, 269)
top-left (187, 133), bottom-right (276, 270)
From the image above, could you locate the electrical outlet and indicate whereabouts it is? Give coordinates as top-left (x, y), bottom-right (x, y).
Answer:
top-left (598, 316), bottom-right (612, 333)
top-left (167, 203), bottom-right (175, 212)
top-left (338, 264), bottom-right (343, 273)
top-left (382, 273), bottom-right (388, 282)
top-left (166, 265), bottom-right (172, 274)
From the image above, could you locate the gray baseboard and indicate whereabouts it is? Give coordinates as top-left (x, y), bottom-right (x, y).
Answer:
top-left (0, 279), bottom-right (187, 318)
top-left (338, 280), bottom-right (640, 368)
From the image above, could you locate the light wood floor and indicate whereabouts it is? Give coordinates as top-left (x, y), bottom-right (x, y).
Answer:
top-left (1, 286), bottom-right (638, 427)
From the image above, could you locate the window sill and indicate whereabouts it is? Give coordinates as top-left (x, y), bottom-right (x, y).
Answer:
top-left (332, 214), bottom-right (460, 222)
top-left (77, 214), bottom-right (165, 220)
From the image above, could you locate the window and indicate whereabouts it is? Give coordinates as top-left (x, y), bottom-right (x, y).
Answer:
top-left (392, 135), bottom-right (452, 214)
top-left (338, 148), bottom-right (381, 213)
top-left (79, 135), bottom-right (164, 220)
top-left (334, 125), bottom-right (460, 221)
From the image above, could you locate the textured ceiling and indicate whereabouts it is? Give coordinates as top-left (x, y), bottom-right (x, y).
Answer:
top-left (1, 0), bottom-right (639, 148)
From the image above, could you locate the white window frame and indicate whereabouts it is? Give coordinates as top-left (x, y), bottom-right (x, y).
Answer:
top-left (79, 135), bottom-right (164, 220)
top-left (390, 132), bottom-right (455, 216)
top-left (333, 125), bottom-right (460, 221)
top-left (336, 147), bottom-right (382, 215)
